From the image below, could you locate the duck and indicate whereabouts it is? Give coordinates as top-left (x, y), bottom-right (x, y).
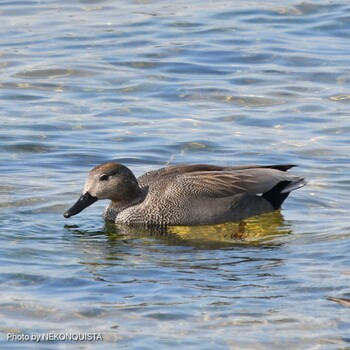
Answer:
top-left (63, 162), bottom-right (306, 227)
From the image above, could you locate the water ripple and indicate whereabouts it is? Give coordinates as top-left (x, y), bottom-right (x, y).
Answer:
top-left (1, 0), bottom-right (350, 348)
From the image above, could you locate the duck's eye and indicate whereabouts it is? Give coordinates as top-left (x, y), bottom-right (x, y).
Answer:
top-left (99, 174), bottom-right (109, 181)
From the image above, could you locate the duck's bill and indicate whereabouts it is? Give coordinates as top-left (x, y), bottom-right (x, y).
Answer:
top-left (63, 192), bottom-right (97, 218)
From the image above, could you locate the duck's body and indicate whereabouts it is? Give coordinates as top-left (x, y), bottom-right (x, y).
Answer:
top-left (64, 162), bottom-right (306, 227)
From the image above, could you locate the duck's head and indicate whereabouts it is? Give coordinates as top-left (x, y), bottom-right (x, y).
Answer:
top-left (63, 162), bottom-right (139, 218)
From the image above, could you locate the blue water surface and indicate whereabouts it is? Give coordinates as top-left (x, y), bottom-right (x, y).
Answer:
top-left (1, 0), bottom-right (350, 349)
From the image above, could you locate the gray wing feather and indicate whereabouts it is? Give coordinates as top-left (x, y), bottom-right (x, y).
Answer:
top-left (167, 168), bottom-right (304, 198)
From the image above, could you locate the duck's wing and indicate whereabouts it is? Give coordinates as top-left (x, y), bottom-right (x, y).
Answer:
top-left (164, 166), bottom-right (306, 199)
top-left (137, 164), bottom-right (223, 187)
top-left (138, 163), bottom-right (296, 188)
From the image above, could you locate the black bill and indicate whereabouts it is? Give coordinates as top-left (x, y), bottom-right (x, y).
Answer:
top-left (63, 192), bottom-right (97, 218)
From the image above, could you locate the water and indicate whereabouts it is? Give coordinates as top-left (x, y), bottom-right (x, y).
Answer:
top-left (1, 0), bottom-right (350, 348)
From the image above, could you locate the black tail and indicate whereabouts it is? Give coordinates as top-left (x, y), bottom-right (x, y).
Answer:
top-left (262, 164), bottom-right (296, 172)
top-left (261, 181), bottom-right (292, 210)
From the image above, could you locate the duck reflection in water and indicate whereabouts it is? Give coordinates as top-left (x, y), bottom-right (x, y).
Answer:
top-left (101, 210), bottom-right (292, 246)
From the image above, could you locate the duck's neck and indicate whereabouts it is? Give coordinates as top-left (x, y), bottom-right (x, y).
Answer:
top-left (104, 187), bottom-right (144, 221)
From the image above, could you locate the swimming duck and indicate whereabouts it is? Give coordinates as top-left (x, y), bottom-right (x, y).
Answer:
top-left (63, 162), bottom-right (306, 226)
